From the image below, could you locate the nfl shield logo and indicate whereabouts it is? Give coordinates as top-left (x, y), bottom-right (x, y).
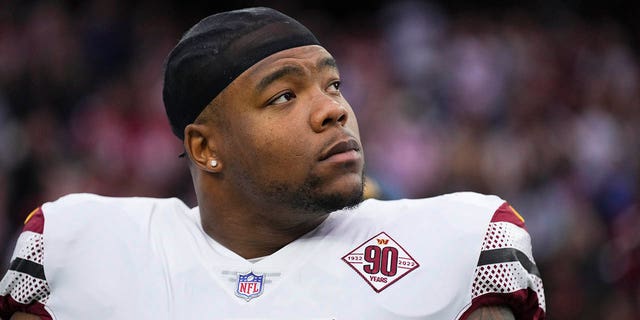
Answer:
top-left (235, 272), bottom-right (264, 301)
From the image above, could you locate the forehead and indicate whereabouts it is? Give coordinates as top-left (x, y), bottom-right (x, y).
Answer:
top-left (213, 45), bottom-right (336, 107)
top-left (243, 45), bottom-right (336, 82)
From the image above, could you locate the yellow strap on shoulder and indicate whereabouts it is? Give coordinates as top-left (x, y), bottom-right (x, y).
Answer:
top-left (509, 205), bottom-right (525, 223)
top-left (24, 207), bottom-right (40, 225)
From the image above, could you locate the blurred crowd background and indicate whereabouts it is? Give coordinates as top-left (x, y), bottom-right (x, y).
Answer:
top-left (1, 0), bottom-right (639, 318)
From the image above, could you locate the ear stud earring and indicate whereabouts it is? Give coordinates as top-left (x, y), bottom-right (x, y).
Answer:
top-left (210, 159), bottom-right (218, 168)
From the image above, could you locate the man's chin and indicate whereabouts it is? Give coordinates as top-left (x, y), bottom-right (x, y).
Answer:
top-left (273, 170), bottom-right (365, 214)
top-left (303, 182), bottom-right (365, 214)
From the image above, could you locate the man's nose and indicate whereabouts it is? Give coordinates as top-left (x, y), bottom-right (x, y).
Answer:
top-left (309, 93), bottom-right (348, 133)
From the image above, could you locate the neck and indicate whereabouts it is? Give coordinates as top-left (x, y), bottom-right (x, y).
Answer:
top-left (197, 190), bottom-right (330, 259)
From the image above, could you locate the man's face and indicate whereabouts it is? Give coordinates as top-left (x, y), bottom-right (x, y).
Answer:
top-left (214, 45), bottom-right (365, 214)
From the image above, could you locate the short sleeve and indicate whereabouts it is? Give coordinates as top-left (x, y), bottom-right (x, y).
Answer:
top-left (460, 202), bottom-right (546, 319)
top-left (0, 207), bottom-right (53, 319)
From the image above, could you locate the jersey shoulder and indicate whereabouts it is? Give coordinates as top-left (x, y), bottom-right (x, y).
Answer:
top-left (434, 191), bottom-right (506, 211)
top-left (459, 201), bottom-right (546, 319)
top-left (40, 193), bottom-right (192, 229)
top-left (357, 191), bottom-right (506, 220)
top-left (44, 192), bottom-right (190, 215)
top-left (1, 207), bottom-right (51, 319)
top-left (0, 194), bottom-right (193, 319)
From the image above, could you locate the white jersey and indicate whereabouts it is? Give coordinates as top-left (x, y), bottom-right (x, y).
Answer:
top-left (0, 192), bottom-right (545, 319)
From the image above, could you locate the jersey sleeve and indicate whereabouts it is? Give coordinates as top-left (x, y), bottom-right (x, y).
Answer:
top-left (0, 207), bottom-right (53, 319)
top-left (460, 202), bottom-right (546, 319)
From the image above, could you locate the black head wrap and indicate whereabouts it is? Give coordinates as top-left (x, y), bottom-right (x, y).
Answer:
top-left (163, 7), bottom-right (321, 139)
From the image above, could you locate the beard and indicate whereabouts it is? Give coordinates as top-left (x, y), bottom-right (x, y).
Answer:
top-left (262, 169), bottom-right (366, 214)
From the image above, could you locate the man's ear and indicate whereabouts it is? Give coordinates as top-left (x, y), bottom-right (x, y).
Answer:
top-left (184, 123), bottom-right (222, 173)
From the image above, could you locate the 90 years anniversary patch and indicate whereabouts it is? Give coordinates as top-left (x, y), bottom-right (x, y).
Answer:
top-left (342, 232), bottom-right (420, 292)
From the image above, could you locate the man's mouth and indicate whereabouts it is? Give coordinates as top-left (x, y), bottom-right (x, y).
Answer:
top-left (319, 139), bottom-right (361, 162)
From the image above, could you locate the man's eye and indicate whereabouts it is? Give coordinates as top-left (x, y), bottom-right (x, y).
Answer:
top-left (327, 81), bottom-right (341, 92)
top-left (270, 92), bottom-right (296, 105)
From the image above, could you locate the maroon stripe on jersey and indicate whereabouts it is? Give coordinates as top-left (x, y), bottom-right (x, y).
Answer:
top-left (23, 207), bottom-right (44, 234)
top-left (0, 294), bottom-right (52, 319)
top-left (458, 289), bottom-right (545, 320)
top-left (490, 202), bottom-right (526, 229)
